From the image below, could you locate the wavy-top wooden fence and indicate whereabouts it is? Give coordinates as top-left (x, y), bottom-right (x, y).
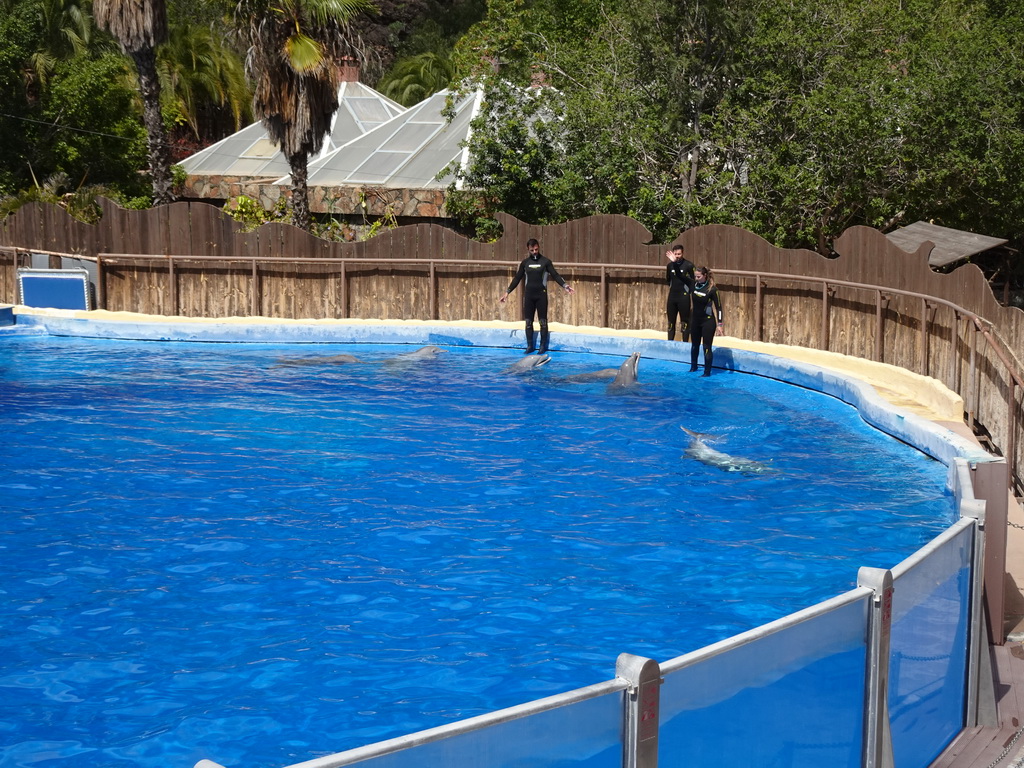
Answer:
top-left (1, 199), bottom-right (1021, 496)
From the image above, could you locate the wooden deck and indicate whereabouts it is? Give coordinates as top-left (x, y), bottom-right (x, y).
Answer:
top-left (929, 641), bottom-right (1024, 768)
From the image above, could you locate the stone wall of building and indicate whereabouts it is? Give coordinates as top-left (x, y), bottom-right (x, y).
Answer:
top-left (182, 175), bottom-right (448, 218)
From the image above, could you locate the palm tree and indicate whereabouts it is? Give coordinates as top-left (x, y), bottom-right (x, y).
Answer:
top-left (378, 51), bottom-right (452, 107)
top-left (158, 21), bottom-right (250, 139)
top-left (230, 0), bottom-right (373, 231)
top-left (93, 0), bottom-right (173, 204)
top-left (26, 0), bottom-right (95, 90)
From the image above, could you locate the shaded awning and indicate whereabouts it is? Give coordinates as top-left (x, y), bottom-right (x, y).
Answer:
top-left (886, 221), bottom-right (1008, 268)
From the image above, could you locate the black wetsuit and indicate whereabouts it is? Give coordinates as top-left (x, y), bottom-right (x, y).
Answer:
top-left (506, 253), bottom-right (569, 352)
top-left (666, 257), bottom-right (695, 341)
top-left (689, 280), bottom-right (723, 376)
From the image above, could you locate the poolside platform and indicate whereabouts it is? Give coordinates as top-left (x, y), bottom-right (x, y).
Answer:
top-left (929, 640), bottom-right (1024, 768)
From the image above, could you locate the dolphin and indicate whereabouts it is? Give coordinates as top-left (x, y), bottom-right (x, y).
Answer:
top-left (383, 345), bottom-right (446, 364)
top-left (680, 426), bottom-right (773, 475)
top-left (505, 354), bottom-right (551, 373)
top-left (559, 368), bottom-right (618, 383)
top-left (559, 352), bottom-right (641, 388)
top-left (274, 353), bottom-right (362, 367)
top-left (607, 352), bottom-right (641, 391)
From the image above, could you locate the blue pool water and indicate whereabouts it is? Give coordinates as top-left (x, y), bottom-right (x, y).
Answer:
top-left (0, 338), bottom-right (954, 768)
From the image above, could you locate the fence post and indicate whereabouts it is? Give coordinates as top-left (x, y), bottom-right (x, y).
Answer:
top-left (96, 256), bottom-right (106, 310)
top-left (952, 311), bottom-right (963, 393)
top-left (875, 291), bottom-right (889, 363)
top-left (972, 459), bottom-right (1010, 645)
top-left (429, 261), bottom-right (437, 320)
top-left (168, 257), bottom-right (177, 316)
top-left (968, 321), bottom-right (979, 427)
top-left (755, 275), bottom-right (763, 342)
top-left (821, 282), bottom-right (830, 351)
top-left (340, 262), bottom-right (348, 319)
top-left (250, 260), bottom-right (259, 317)
top-left (919, 298), bottom-right (930, 377)
top-left (958, 489), bottom-right (997, 726)
top-left (616, 653), bottom-right (661, 768)
top-left (1008, 380), bottom-right (1019, 489)
top-left (857, 567), bottom-right (894, 768)
top-left (600, 266), bottom-right (608, 328)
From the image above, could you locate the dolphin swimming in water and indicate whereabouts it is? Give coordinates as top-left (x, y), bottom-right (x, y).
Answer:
top-left (505, 354), bottom-right (552, 373)
top-left (559, 352), bottom-right (641, 391)
top-left (680, 426), bottom-right (773, 475)
top-left (274, 353), bottom-right (362, 367)
top-left (559, 368), bottom-right (618, 383)
top-left (383, 345), bottom-right (446, 364)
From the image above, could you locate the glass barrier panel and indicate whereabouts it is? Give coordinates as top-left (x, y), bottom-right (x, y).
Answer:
top-left (328, 689), bottom-right (624, 768)
top-left (888, 524), bottom-right (973, 768)
top-left (659, 596), bottom-right (869, 768)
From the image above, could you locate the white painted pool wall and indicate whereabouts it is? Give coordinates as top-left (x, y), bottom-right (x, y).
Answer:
top-left (0, 311), bottom-right (999, 768)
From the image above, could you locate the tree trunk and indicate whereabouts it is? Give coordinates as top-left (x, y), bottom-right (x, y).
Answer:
top-left (288, 152), bottom-right (311, 231)
top-left (132, 46), bottom-right (173, 205)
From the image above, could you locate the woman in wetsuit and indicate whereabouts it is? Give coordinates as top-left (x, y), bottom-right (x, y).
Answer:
top-left (665, 243), bottom-right (695, 341)
top-left (689, 266), bottom-right (723, 377)
top-left (500, 238), bottom-right (575, 354)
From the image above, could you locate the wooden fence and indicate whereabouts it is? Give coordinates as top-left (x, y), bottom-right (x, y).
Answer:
top-left (1, 199), bottom-right (1021, 495)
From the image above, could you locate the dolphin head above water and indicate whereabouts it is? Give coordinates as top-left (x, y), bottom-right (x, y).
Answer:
top-left (384, 345), bottom-right (445, 363)
top-left (406, 345), bottom-right (445, 358)
top-left (505, 354), bottom-right (551, 373)
top-left (608, 352), bottom-right (641, 389)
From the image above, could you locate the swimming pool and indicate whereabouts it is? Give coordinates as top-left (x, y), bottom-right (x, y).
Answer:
top-left (0, 333), bottom-right (958, 768)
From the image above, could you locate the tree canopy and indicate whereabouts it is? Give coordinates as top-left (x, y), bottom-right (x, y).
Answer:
top-left (0, 0), bottom-right (251, 206)
top-left (2, 0), bottom-right (1023, 259)
top-left (449, 0), bottom-right (1024, 253)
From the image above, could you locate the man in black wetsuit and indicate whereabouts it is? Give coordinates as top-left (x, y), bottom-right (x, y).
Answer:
top-left (500, 238), bottom-right (575, 354)
top-left (665, 243), bottom-right (695, 341)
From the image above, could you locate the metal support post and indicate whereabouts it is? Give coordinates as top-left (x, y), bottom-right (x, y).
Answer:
top-left (959, 489), bottom-right (997, 726)
top-left (616, 653), bottom-right (661, 768)
top-left (858, 567), bottom-right (895, 768)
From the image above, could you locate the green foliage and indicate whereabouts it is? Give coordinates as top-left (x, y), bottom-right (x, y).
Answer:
top-left (377, 50), bottom-right (453, 106)
top-left (224, 194), bottom-right (365, 241)
top-left (451, 0), bottom-right (533, 83)
top-left (359, 209), bottom-right (398, 241)
top-left (224, 194), bottom-right (290, 231)
top-left (707, 0), bottom-right (1024, 249)
top-left (451, 0), bottom-right (1024, 250)
top-left (444, 188), bottom-right (502, 241)
top-left (36, 53), bottom-right (150, 195)
top-left (448, 79), bottom-right (566, 227)
top-left (25, 0), bottom-right (96, 88)
top-left (0, 4), bottom-right (36, 196)
top-left (157, 20), bottom-right (251, 137)
top-left (0, 171), bottom-right (139, 222)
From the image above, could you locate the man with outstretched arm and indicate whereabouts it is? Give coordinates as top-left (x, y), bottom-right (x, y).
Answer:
top-left (500, 238), bottom-right (575, 354)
